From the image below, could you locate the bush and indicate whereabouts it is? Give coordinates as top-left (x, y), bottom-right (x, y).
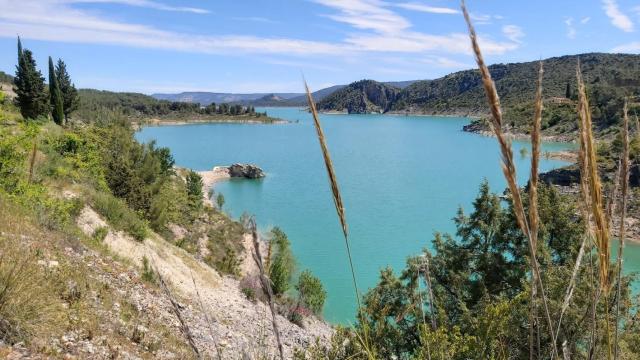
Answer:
top-left (295, 270), bottom-right (326, 315)
top-left (92, 191), bottom-right (148, 241)
top-left (239, 274), bottom-right (265, 302)
top-left (241, 287), bottom-right (256, 302)
top-left (92, 226), bottom-right (108, 242)
top-left (141, 256), bottom-right (156, 284)
top-left (268, 227), bottom-right (295, 296)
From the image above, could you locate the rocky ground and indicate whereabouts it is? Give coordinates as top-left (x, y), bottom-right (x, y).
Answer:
top-left (74, 206), bottom-right (334, 359)
top-left (0, 185), bottom-right (333, 359)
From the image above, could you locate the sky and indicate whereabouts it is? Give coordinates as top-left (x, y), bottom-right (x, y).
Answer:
top-left (0, 0), bottom-right (639, 94)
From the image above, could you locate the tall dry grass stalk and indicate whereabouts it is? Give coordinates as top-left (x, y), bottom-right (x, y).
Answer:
top-left (304, 80), bottom-right (374, 357)
top-left (606, 160), bottom-right (621, 229)
top-left (576, 64), bottom-right (613, 360)
top-left (461, 2), bottom-right (558, 357)
top-left (613, 100), bottom-right (630, 360)
top-left (155, 265), bottom-right (202, 359)
top-left (528, 61), bottom-right (543, 360)
top-left (249, 217), bottom-right (284, 360)
top-left (576, 66), bottom-right (610, 293)
top-left (189, 269), bottom-right (223, 359)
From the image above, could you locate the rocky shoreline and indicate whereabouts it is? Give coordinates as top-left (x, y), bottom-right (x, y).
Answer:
top-left (132, 117), bottom-right (289, 130)
top-left (462, 121), bottom-right (577, 143)
top-left (198, 163), bottom-right (265, 196)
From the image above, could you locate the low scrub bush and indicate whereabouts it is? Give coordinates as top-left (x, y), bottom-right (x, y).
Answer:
top-left (92, 191), bottom-right (148, 241)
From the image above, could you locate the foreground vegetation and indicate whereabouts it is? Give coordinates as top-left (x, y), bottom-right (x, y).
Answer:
top-left (294, 4), bottom-right (640, 360)
top-left (1, 40), bottom-right (327, 358)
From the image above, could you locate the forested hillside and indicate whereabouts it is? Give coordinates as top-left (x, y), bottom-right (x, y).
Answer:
top-left (316, 80), bottom-right (399, 113)
top-left (317, 53), bottom-right (640, 137)
top-left (76, 89), bottom-right (274, 123)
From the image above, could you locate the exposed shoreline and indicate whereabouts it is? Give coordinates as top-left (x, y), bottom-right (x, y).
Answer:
top-left (465, 128), bottom-right (577, 143)
top-left (197, 166), bottom-right (232, 206)
top-left (133, 117), bottom-right (289, 129)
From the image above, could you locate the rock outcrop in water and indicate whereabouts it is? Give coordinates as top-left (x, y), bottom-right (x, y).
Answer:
top-left (228, 163), bottom-right (265, 179)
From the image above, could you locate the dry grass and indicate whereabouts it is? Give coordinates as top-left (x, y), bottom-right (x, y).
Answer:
top-left (304, 80), bottom-right (374, 357)
top-left (249, 217), bottom-right (284, 360)
top-left (461, 2), bottom-right (558, 357)
top-left (0, 236), bottom-right (59, 344)
top-left (155, 264), bottom-right (202, 359)
top-left (528, 62), bottom-right (543, 359)
top-left (613, 100), bottom-right (630, 359)
top-left (576, 66), bottom-right (610, 293)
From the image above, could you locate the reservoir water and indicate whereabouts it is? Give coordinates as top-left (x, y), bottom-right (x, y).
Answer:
top-left (137, 107), bottom-right (640, 323)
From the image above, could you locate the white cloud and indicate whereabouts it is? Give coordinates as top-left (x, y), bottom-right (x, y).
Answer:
top-left (66, 0), bottom-right (209, 14)
top-left (395, 2), bottom-right (459, 15)
top-left (612, 42), bottom-right (640, 53)
top-left (581, 16), bottom-right (591, 24)
top-left (502, 25), bottom-right (524, 43)
top-left (231, 16), bottom-right (279, 24)
top-left (313, 0), bottom-right (410, 34)
top-left (313, 0), bottom-right (520, 55)
top-left (565, 17), bottom-right (576, 39)
top-left (0, 0), bottom-right (346, 55)
top-left (0, 0), bottom-right (522, 61)
top-left (420, 56), bottom-right (469, 68)
top-left (602, 0), bottom-right (634, 32)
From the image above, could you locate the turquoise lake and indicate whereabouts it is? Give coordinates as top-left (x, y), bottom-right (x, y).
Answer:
top-left (137, 107), bottom-right (640, 324)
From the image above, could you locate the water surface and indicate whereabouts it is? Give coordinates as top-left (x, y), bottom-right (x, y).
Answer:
top-left (137, 107), bottom-right (640, 323)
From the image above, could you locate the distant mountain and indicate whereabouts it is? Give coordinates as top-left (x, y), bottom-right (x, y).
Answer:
top-left (316, 80), bottom-right (400, 114)
top-left (151, 91), bottom-right (301, 105)
top-left (264, 85), bottom-right (347, 107)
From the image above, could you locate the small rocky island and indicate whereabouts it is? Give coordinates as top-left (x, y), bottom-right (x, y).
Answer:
top-left (198, 163), bottom-right (265, 190)
top-left (227, 163), bottom-right (265, 179)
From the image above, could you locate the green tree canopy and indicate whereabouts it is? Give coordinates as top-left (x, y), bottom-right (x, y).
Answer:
top-left (296, 270), bottom-right (327, 315)
top-left (55, 59), bottom-right (79, 121)
top-left (14, 45), bottom-right (48, 120)
top-left (48, 56), bottom-right (65, 125)
top-left (269, 227), bottom-right (295, 296)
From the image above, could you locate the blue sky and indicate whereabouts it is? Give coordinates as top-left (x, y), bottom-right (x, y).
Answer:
top-left (1, 0), bottom-right (639, 94)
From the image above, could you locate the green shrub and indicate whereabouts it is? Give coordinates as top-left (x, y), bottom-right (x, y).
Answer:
top-left (268, 227), bottom-right (295, 296)
top-left (241, 287), bottom-right (256, 302)
top-left (141, 256), bottom-right (156, 284)
top-left (92, 191), bottom-right (148, 241)
top-left (295, 270), bottom-right (326, 315)
top-left (92, 226), bottom-right (108, 242)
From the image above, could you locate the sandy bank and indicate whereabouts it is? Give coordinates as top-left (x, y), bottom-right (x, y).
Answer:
top-left (197, 166), bottom-right (232, 206)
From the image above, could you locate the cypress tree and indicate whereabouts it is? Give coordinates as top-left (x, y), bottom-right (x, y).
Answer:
top-left (14, 47), bottom-right (48, 120)
top-left (55, 59), bottom-right (79, 121)
top-left (565, 82), bottom-right (571, 99)
top-left (48, 56), bottom-right (64, 125)
top-left (17, 36), bottom-right (23, 63)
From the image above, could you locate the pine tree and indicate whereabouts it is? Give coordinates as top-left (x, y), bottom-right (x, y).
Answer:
top-left (14, 46), bottom-right (48, 120)
top-left (55, 59), bottom-right (79, 121)
top-left (48, 56), bottom-right (65, 125)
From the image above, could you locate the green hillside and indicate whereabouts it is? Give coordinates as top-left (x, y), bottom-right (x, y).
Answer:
top-left (317, 53), bottom-right (640, 137)
top-left (76, 89), bottom-right (275, 123)
top-left (316, 80), bottom-right (399, 113)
